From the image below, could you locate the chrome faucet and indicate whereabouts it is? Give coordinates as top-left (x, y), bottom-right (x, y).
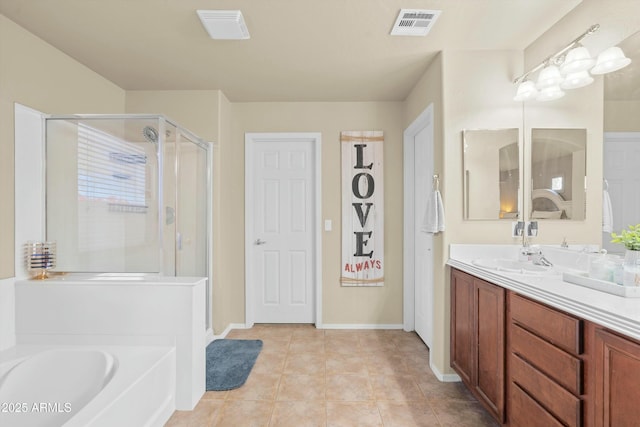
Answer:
top-left (520, 244), bottom-right (554, 267)
top-left (533, 252), bottom-right (554, 267)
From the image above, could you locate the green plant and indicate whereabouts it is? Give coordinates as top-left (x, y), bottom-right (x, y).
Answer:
top-left (611, 224), bottom-right (640, 251)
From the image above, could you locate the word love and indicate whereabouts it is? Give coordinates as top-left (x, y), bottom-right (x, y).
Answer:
top-left (351, 143), bottom-right (376, 259)
top-left (340, 130), bottom-right (384, 286)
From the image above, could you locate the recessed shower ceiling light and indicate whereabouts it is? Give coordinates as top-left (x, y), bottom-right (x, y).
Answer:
top-left (390, 9), bottom-right (441, 36)
top-left (197, 10), bottom-right (250, 40)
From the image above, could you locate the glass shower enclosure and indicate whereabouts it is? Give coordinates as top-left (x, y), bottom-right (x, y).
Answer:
top-left (45, 114), bottom-right (211, 327)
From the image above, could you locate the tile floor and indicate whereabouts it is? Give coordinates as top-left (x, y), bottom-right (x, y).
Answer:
top-left (165, 324), bottom-right (498, 427)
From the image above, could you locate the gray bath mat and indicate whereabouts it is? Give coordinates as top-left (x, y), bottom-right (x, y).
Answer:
top-left (205, 339), bottom-right (263, 391)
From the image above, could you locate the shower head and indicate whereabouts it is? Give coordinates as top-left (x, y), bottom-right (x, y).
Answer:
top-left (142, 126), bottom-right (158, 143)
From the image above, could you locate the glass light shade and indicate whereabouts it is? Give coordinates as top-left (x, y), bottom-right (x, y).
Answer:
top-left (560, 46), bottom-right (596, 74)
top-left (560, 70), bottom-right (594, 89)
top-left (513, 80), bottom-right (538, 101)
top-left (591, 46), bottom-right (632, 75)
top-left (536, 85), bottom-right (565, 102)
top-left (536, 64), bottom-right (563, 89)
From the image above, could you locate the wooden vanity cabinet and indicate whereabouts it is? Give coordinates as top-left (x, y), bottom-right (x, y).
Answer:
top-left (507, 292), bottom-right (587, 427)
top-left (593, 327), bottom-right (640, 427)
top-left (451, 268), bottom-right (505, 423)
top-left (451, 267), bottom-right (640, 426)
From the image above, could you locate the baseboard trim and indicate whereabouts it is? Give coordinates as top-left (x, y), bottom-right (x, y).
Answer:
top-left (319, 324), bottom-right (404, 330)
top-left (212, 323), bottom-right (405, 337)
top-left (212, 323), bottom-right (248, 341)
top-left (430, 361), bottom-right (461, 382)
top-left (212, 323), bottom-right (404, 344)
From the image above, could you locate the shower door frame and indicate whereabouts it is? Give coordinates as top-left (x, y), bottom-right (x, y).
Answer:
top-left (43, 114), bottom-right (213, 332)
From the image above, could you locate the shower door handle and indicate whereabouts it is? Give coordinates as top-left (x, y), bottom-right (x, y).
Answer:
top-left (255, 239), bottom-right (267, 246)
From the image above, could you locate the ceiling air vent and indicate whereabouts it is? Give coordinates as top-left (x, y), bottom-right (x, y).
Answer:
top-left (197, 10), bottom-right (250, 40)
top-left (390, 9), bottom-right (441, 36)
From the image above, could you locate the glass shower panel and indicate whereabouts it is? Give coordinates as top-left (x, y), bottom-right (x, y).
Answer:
top-left (46, 117), bottom-right (162, 272)
top-left (177, 132), bottom-right (208, 277)
top-left (45, 113), bottom-right (210, 294)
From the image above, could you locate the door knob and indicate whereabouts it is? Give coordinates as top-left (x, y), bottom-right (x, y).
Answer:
top-left (255, 239), bottom-right (267, 245)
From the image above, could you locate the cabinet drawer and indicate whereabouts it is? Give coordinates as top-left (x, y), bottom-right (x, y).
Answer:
top-left (511, 324), bottom-right (582, 395)
top-left (510, 383), bottom-right (565, 427)
top-left (511, 293), bottom-right (582, 355)
top-left (511, 353), bottom-right (582, 427)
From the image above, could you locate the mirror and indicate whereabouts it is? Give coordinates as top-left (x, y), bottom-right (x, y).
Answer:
top-left (463, 128), bottom-right (520, 220)
top-left (602, 30), bottom-right (640, 253)
top-left (530, 128), bottom-right (586, 220)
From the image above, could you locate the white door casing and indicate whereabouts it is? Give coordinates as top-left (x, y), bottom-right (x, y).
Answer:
top-left (413, 125), bottom-right (434, 348)
top-left (245, 133), bottom-right (322, 326)
top-left (403, 105), bottom-right (435, 349)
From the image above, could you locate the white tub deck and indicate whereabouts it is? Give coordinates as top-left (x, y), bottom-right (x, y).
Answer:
top-left (15, 275), bottom-right (206, 410)
top-left (0, 344), bottom-right (175, 427)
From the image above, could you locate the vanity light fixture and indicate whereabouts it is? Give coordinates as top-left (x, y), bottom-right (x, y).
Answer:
top-left (537, 85), bottom-right (565, 102)
top-left (513, 24), bottom-right (632, 102)
top-left (590, 46), bottom-right (632, 74)
top-left (513, 80), bottom-right (538, 102)
top-left (561, 70), bottom-right (594, 90)
top-left (536, 64), bottom-right (563, 88)
top-left (535, 64), bottom-right (565, 101)
top-left (561, 46), bottom-right (596, 74)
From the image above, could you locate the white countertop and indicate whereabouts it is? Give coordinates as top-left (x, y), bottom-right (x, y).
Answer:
top-left (448, 244), bottom-right (640, 341)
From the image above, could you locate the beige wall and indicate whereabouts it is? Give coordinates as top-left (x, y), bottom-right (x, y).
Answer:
top-left (605, 101), bottom-right (640, 131)
top-left (429, 49), bottom-right (525, 376)
top-left (402, 53), bottom-right (449, 375)
top-left (524, 0), bottom-right (640, 71)
top-left (126, 90), bottom-right (222, 141)
top-left (4, 0), bottom-right (638, 376)
top-left (226, 102), bottom-right (405, 326)
top-left (401, 47), bottom-right (598, 377)
top-left (125, 94), bottom-right (406, 332)
top-left (442, 49), bottom-right (525, 245)
top-left (0, 15), bottom-right (125, 279)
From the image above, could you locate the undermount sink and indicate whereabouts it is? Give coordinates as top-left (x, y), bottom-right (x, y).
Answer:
top-left (472, 258), bottom-right (553, 275)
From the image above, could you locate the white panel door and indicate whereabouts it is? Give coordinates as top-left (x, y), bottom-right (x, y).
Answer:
top-left (251, 140), bottom-right (315, 323)
top-left (413, 126), bottom-right (434, 348)
top-left (603, 133), bottom-right (640, 254)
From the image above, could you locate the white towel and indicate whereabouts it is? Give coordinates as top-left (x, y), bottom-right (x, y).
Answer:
top-left (422, 189), bottom-right (445, 234)
top-left (602, 189), bottom-right (613, 233)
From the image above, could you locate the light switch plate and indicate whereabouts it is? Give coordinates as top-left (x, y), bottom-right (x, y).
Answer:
top-left (324, 220), bottom-right (332, 231)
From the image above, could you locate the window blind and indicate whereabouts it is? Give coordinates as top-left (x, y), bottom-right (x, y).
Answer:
top-left (77, 124), bottom-right (147, 211)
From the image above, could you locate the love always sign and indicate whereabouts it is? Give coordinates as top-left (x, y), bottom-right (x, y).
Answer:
top-left (340, 131), bottom-right (384, 286)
